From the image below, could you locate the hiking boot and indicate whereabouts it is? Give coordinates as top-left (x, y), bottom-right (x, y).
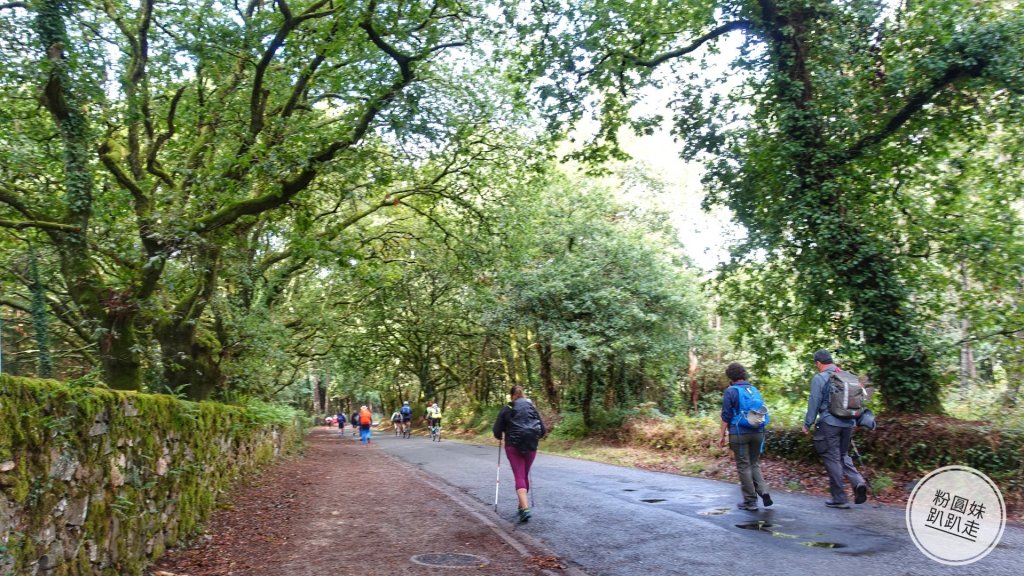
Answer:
top-left (825, 500), bottom-right (850, 509)
top-left (760, 493), bottom-right (773, 507)
top-left (854, 484), bottom-right (868, 504)
top-left (518, 507), bottom-right (532, 523)
top-left (737, 501), bottom-right (758, 511)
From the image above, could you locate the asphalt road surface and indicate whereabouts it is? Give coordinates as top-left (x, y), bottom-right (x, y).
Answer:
top-left (373, 430), bottom-right (1024, 576)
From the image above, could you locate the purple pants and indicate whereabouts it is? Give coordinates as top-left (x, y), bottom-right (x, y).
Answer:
top-left (505, 446), bottom-right (537, 491)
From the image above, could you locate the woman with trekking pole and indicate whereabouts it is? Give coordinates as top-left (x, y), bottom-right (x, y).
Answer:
top-left (492, 385), bottom-right (545, 523)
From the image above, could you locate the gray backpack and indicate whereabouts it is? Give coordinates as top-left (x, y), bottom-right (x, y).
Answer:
top-left (828, 370), bottom-right (866, 419)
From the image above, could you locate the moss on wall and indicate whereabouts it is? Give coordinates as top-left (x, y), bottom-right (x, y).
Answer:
top-left (0, 375), bottom-right (303, 576)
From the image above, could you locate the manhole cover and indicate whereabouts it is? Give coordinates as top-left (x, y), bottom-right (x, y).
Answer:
top-left (411, 553), bottom-right (490, 568)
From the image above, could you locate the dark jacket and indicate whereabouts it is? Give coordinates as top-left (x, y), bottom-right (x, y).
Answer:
top-left (493, 398), bottom-right (546, 452)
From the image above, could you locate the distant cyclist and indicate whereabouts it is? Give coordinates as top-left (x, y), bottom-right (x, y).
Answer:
top-left (400, 401), bottom-right (413, 436)
top-left (426, 401), bottom-right (442, 436)
top-left (390, 409), bottom-right (402, 434)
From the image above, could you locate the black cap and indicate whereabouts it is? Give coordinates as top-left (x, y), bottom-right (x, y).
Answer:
top-left (813, 349), bottom-right (834, 364)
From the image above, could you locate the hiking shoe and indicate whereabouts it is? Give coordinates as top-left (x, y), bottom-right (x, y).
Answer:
top-left (761, 493), bottom-right (773, 507)
top-left (825, 500), bottom-right (850, 509)
top-left (518, 507), bottom-right (532, 523)
top-left (737, 501), bottom-right (758, 511)
top-left (854, 484), bottom-right (868, 504)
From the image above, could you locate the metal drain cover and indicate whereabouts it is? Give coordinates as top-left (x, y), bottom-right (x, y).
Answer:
top-left (411, 553), bottom-right (490, 568)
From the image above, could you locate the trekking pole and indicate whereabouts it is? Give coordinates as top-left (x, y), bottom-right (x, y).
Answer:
top-left (850, 438), bottom-right (874, 497)
top-left (494, 436), bottom-right (502, 512)
top-left (529, 468), bottom-right (535, 509)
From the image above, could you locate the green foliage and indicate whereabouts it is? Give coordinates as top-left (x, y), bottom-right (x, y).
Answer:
top-left (548, 412), bottom-right (590, 439)
top-left (239, 398), bottom-right (305, 428)
top-left (511, 0), bottom-right (1024, 414)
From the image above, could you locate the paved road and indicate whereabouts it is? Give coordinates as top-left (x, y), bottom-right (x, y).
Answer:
top-left (373, 431), bottom-right (1024, 576)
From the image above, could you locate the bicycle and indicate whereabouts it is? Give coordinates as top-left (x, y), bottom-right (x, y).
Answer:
top-left (402, 421), bottom-right (411, 439)
top-left (430, 422), bottom-right (441, 442)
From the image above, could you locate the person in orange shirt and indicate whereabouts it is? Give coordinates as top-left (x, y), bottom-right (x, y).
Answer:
top-left (358, 405), bottom-right (373, 445)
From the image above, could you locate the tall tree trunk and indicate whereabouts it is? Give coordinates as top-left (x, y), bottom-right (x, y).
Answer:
top-left (582, 359), bottom-right (595, 429)
top-left (959, 263), bottom-right (975, 393)
top-left (1005, 332), bottom-right (1023, 407)
top-left (960, 318), bottom-right (975, 393)
top-left (29, 245), bottom-right (53, 378)
top-left (508, 328), bottom-right (524, 386)
top-left (35, 0), bottom-right (144, 390)
top-left (310, 371), bottom-right (321, 416)
top-left (688, 348), bottom-right (700, 414)
top-left (156, 319), bottom-right (224, 400)
top-left (100, 310), bottom-right (145, 391)
top-left (522, 329), bottom-right (536, 392)
top-left (757, 0), bottom-right (940, 413)
top-left (537, 341), bottom-right (559, 411)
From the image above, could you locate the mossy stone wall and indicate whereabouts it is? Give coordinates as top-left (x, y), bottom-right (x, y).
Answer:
top-left (0, 375), bottom-right (303, 576)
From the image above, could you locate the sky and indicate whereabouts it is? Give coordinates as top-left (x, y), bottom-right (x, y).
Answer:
top-left (618, 125), bottom-right (738, 272)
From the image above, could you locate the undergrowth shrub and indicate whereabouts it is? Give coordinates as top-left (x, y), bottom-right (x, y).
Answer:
top-left (620, 413), bottom-right (720, 453)
top-left (618, 412), bottom-right (1023, 495)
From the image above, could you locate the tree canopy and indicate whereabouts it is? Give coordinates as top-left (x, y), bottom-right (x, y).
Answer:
top-left (2, 0), bottom-right (1022, 419)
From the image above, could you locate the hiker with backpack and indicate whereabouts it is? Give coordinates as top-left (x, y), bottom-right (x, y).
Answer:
top-left (719, 362), bottom-right (772, 512)
top-left (492, 385), bottom-right (545, 523)
top-left (802, 349), bottom-right (868, 509)
top-left (335, 412), bottom-right (346, 433)
top-left (358, 405), bottom-right (374, 445)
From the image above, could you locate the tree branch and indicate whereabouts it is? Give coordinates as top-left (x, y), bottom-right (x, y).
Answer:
top-left (617, 20), bottom-right (752, 68)
top-left (0, 218), bottom-right (81, 233)
top-left (0, 186), bottom-right (43, 221)
top-left (147, 85), bottom-right (186, 187)
top-left (842, 61), bottom-right (985, 165)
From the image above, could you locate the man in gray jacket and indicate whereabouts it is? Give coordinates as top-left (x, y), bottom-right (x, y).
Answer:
top-left (802, 349), bottom-right (868, 509)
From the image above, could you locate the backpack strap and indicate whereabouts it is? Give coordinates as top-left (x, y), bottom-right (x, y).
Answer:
top-left (729, 384), bottom-right (746, 435)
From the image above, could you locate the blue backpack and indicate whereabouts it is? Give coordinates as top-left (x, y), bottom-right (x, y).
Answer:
top-left (400, 405), bottom-right (412, 417)
top-left (730, 384), bottom-right (770, 431)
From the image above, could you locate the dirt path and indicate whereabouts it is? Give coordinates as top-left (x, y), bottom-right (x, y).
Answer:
top-left (149, 428), bottom-right (562, 576)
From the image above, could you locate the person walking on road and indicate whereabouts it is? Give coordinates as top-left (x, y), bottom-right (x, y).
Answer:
top-left (358, 405), bottom-right (373, 445)
top-left (335, 412), bottom-right (346, 433)
top-left (351, 410), bottom-right (360, 436)
top-left (493, 385), bottom-right (545, 523)
top-left (803, 349), bottom-right (868, 509)
top-left (719, 362), bottom-right (772, 511)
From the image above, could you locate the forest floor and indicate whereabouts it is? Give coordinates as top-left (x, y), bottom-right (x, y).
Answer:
top-left (148, 427), bottom-right (565, 576)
